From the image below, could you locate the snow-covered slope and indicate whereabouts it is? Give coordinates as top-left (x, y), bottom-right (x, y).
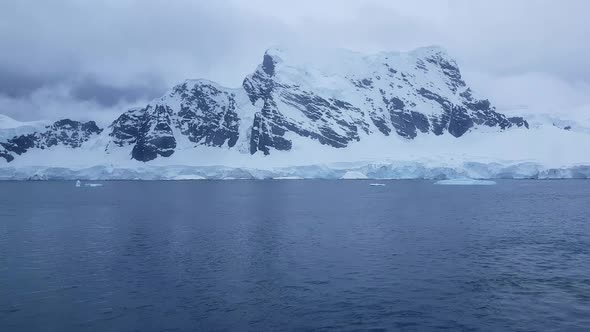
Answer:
top-left (0, 115), bottom-right (49, 141)
top-left (0, 46), bottom-right (588, 179)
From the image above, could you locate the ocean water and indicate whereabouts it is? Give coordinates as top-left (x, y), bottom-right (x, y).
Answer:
top-left (1, 180), bottom-right (589, 331)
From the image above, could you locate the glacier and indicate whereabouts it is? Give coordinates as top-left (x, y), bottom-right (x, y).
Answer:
top-left (1, 161), bottom-right (589, 181)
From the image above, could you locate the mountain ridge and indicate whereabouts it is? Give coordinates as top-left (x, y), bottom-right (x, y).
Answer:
top-left (1, 46), bottom-right (530, 164)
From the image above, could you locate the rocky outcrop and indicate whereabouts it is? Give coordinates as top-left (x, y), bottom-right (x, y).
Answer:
top-left (0, 119), bottom-right (102, 162)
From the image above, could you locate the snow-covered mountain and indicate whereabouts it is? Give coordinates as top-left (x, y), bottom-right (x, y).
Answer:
top-left (103, 46), bottom-right (528, 162)
top-left (0, 46), bottom-right (588, 180)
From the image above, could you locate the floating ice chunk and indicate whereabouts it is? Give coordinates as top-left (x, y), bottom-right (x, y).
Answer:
top-left (172, 175), bottom-right (206, 180)
top-left (273, 176), bottom-right (304, 180)
top-left (75, 180), bottom-right (81, 187)
top-left (435, 179), bottom-right (496, 186)
top-left (341, 171), bottom-right (368, 179)
top-left (369, 183), bottom-right (386, 186)
top-left (84, 183), bottom-right (103, 187)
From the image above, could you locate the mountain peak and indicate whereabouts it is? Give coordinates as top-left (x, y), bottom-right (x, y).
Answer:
top-left (410, 45), bottom-right (449, 57)
top-left (264, 47), bottom-right (286, 60)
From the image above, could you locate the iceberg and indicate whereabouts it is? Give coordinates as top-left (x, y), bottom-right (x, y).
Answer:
top-left (435, 179), bottom-right (497, 186)
top-left (171, 174), bottom-right (207, 180)
top-left (273, 176), bottom-right (304, 180)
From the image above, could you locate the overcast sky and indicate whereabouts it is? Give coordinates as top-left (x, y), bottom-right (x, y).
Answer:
top-left (1, 0), bottom-right (589, 123)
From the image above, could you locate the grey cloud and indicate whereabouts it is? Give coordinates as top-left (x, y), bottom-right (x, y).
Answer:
top-left (0, 68), bottom-right (65, 99)
top-left (0, 0), bottom-right (589, 121)
top-left (0, 0), bottom-right (292, 120)
top-left (70, 75), bottom-right (167, 108)
top-left (0, 67), bottom-right (166, 109)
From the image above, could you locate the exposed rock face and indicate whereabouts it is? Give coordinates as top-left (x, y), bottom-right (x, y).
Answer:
top-left (175, 82), bottom-right (240, 148)
top-left (131, 105), bottom-right (177, 162)
top-left (108, 80), bottom-right (241, 162)
top-left (243, 53), bottom-right (370, 155)
top-left (0, 144), bottom-right (14, 162)
top-left (0, 119), bottom-right (102, 162)
top-left (1, 46), bottom-right (528, 163)
top-left (109, 104), bottom-right (178, 162)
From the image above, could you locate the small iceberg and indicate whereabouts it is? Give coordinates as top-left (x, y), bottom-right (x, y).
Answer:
top-left (84, 183), bottom-right (103, 187)
top-left (369, 183), bottom-right (386, 187)
top-left (435, 179), bottom-right (496, 186)
top-left (273, 176), bottom-right (304, 180)
top-left (75, 180), bottom-right (81, 187)
top-left (172, 175), bottom-right (206, 180)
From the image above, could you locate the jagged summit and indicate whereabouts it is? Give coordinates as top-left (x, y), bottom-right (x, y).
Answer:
top-left (0, 46), bottom-right (528, 163)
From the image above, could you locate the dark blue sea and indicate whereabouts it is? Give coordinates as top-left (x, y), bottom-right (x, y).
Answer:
top-left (1, 180), bottom-right (589, 331)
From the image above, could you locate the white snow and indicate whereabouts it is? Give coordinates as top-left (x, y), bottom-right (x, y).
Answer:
top-left (0, 114), bottom-right (36, 129)
top-left (7, 123), bottom-right (583, 170)
top-left (0, 114), bottom-right (49, 140)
